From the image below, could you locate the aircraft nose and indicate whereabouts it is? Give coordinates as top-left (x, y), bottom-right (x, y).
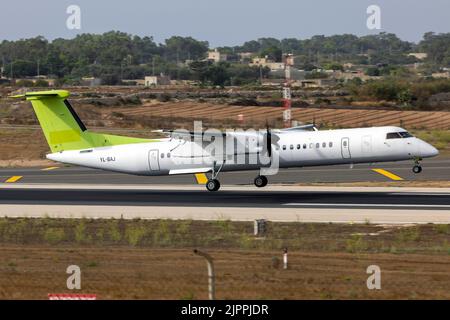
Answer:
top-left (420, 141), bottom-right (439, 158)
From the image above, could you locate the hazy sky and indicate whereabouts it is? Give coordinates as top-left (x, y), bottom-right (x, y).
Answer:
top-left (1, 0), bottom-right (449, 46)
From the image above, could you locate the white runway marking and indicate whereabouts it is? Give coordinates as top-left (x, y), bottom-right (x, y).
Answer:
top-left (283, 203), bottom-right (450, 208)
top-left (388, 193), bottom-right (450, 196)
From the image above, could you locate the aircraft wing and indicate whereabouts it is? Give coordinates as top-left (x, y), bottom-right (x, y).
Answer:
top-left (281, 124), bottom-right (318, 132)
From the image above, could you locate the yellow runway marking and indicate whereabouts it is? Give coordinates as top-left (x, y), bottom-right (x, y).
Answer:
top-left (5, 176), bottom-right (23, 183)
top-left (195, 173), bottom-right (209, 185)
top-left (41, 167), bottom-right (60, 171)
top-left (372, 169), bottom-right (404, 181)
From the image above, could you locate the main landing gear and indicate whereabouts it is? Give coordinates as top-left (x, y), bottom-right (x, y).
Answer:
top-left (412, 158), bottom-right (422, 174)
top-left (206, 161), bottom-right (224, 192)
top-left (254, 175), bottom-right (268, 188)
top-left (206, 179), bottom-right (221, 192)
top-left (205, 163), bottom-right (270, 192)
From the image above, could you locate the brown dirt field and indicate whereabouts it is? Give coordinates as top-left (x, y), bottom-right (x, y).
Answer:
top-left (0, 218), bottom-right (448, 300)
top-left (1, 246), bottom-right (449, 300)
top-left (114, 101), bottom-right (450, 129)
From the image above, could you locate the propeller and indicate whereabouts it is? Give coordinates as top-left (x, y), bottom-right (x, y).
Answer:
top-left (266, 122), bottom-right (272, 158)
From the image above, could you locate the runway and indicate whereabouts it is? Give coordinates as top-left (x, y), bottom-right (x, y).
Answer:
top-left (0, 184), bottom-right (449, 224)
top-left (0, 156), bottom-right (449, 224)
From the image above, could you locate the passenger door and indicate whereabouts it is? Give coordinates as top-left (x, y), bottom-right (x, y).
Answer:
top-left (148, 149), bottom-right (160, 171)
top-left (341, 137), bottom-right (351, 159)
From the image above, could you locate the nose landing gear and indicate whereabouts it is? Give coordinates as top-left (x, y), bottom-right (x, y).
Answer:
top-left (412, 165), bottom-right (422, 174)
top-left (412, 158), bottom-right (422, 174)
top-left (206, 161), bottom-right (224, 192)
top-left (254, 175), bottom-right (268, 188)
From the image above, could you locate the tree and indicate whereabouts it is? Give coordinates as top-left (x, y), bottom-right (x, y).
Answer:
top-left (206, 63), bottom-right (229, 87)
top-left (164, 36), bottom-right (208, 61)
top-left (260, 46), bottom-right (282, 62)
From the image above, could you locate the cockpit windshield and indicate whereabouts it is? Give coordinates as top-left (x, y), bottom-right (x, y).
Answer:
top-left (399, 131), bottom-right (413, 138)
top-left (386, 131), bottom-right (414, 139)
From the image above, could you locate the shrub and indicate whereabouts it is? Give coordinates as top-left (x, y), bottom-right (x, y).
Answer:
top-left (345, 234), bottom-right (367, 253)
top-left (43, 228), bottom-right (66, 244)
top-left (125, 226), bottom-right (147, 246)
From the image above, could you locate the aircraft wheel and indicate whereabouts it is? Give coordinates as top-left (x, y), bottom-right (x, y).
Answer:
top-left (412, 165), bottom-right (422, 174)
top-left (206, 179), bottom-right (220, 192)
top-left (254, 175), bottom-right (268, 188)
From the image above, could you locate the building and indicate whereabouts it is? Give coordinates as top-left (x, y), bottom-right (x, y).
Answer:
top-left (299, 78), bottom-right (337, 88)
top-left (81, 77), bottom-right (102, 87)
top-left (283, 54), bottom-right (295, 67)
top-left (122, 79), bottom-right (145, 86)
top-left (207, 49), bottom-right (228, 63)
top-left (144, 75), bottom-right (171, 86)
top-left (238, 52), bottom-right (253, 61)
top-left (408, 53), bottom-right (428, 60)
top-left (334, 70), bottom-right (378, 82)
top-left (285, 67), bottom-right (306, 81)
top-left (250, 56), bottom-right (285, 71)
top-left (431, 71), bottom-right (450, 79)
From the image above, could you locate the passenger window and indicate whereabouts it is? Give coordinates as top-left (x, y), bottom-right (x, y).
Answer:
top-left (329, 142), bottom-right (333, 148)
top-left (309, 143), bottom-right (313, 149)
top-left (303, 144), bottom-right (307, 149)
top-left (386, 132), bottom-right (401, 139)
top-left (283, 145), bottom-right (286, 150)
top-left (167, 153), bottom-right (171, 158)
top-left (290, 145), bottom-right (294, 150)
top-left (297, 144), bottom-right (301, 150)
top-left (322, 142), bottom-right (326, 148)
top-left (316, 143), bottom-right (320, 148)
top-left (161, 153), bottom-right (165, 159)
top-left (343, 141), bottom-right (348, 147)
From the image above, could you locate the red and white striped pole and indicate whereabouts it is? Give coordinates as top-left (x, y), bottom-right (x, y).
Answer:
top-left (282, 85), bottom-right (292, 128)
top-left (283, 248), bottom-right (288, 270)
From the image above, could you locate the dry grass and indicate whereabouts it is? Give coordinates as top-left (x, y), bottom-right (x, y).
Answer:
top-left (0, 218), bottom-right (448, 299)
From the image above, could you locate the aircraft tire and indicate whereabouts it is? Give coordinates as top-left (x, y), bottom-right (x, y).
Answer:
top-left (412, 165), bottom-right (422, 174)
top-left (206, 179), bottom-right (220, 192)
top-left (254, 175), bottom-right (268, 188)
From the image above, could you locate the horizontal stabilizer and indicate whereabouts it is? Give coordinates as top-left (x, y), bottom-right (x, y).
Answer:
top-left (11, 90), bottom-right (70, 100)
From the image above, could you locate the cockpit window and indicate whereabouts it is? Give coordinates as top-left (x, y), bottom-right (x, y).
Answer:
top-left (386, 132), bottom-right (401, 139)
top-left (399, 131), bottom-right (413, 138)
top-left (386, 132), bottom-right (414, 139)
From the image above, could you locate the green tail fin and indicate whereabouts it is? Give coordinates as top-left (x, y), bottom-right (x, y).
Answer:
top-left (13, 90), bottom-right (154, 152)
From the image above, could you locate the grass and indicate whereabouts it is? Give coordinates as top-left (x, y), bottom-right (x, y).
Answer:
top-left (125, 225), bottom-right (147, 246)
top-left (74, 220), bottom-right (91, 244)
top-left (435, 224), bottom-right (449, 235)
top-left (345, 234), bottom-right (368, 253)
top-left (43, 228), bottom-right (66, 244)
top-left (0, 218), bottom-right (448, 255)
top-left (396, 227), bottom-right (421, 242)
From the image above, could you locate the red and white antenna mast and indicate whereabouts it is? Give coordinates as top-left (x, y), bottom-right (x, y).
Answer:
top-left (282, 59), bottom-right (292, 128)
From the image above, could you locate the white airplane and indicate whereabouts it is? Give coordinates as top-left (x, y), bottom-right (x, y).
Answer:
top-left (13, 90), bottom-right (439, 191)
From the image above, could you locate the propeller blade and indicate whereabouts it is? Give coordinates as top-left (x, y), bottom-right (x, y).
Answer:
top-left (266, 124), bottom-right (272, 158)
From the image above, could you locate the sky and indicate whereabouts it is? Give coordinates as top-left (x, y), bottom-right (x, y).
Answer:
top-left (0, 0), bottom-right (449, 46)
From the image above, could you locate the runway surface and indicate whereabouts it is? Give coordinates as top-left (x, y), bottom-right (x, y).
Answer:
top-left (1, 185), bottom-right (450, 210)
top-left (0, 156), bottom-right (449, 224)
top-left (0, 184), bottom-right (449, 224)
top-left (0, 156), bottom-right (449, 185)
